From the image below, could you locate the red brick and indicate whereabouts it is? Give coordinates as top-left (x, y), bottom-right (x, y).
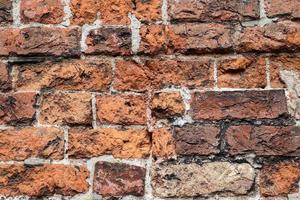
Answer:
top-left (0, 27), bottom-right (80, 57)
top-left (260, 162), bottom-right (300, 197)
top-left (114, 58), bottom-right (214, 91)
top-left (134, 0), bottom-right (162, 22)
top-left (265, 0), bottom-right (300, 19)
top-left (70, 0), bottom-right (98, 25)
top-left (96, 94), bottom-right (147, 125)
top-left (168, 0), bottom-right (259, 22)
top-left (0, 92), bottom-right (36, 125)
top-left (0, 127), bottom-right (64, 161)
top-left (93, 161), bottom-right (146, 196)
top-left (174, 125), bottom-right (219, 156)
top-left (139, 24), bottom-right (167, 54)
top-left (85, 27), bottom-right (131, 55)
top-left (236, 21), bottom-right (300, 53)
top-left (191, 90), bottom-right (288, 120)
top-left (21, 0), bottom-right (64, 24)
top-left (14, 59), bottom-right (112, 92)
top-left (217, 56), bottom-right (267, 88)
top-left (39, 92), bottom-right (92, 125)
top-left (167, 23), bottom-right (234, 54)
top-left (225, 126), bottom-right (300, 156)
top-left (151, 92), bottom-right (185, 119)
top-left (0, 0), bottom-right (12, 25)
top-left (0, 164), bottom-right (89, 196)
top-left (68, 127), bottom-right (150, 159)
top-left (152, 128), bottom-right (176, 159)
top-left (0, 62), bottom-right (11, 92)
top-left (269, 55), bottom-right (300, 88)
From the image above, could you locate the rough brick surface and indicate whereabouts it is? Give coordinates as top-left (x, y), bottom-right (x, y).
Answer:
top-left (168, 0), bottom-right (260, 22)
top-left (174, 125), bottom-right (220, 156)
top-left (152, 162), bottom-right (255, 198)
top-left (218, 56), bottom-right (267, 88)
top-left (0, 164), bottom-right (89, 196)
top-left (151, 92), bottom-right (185, 119)
top-left (134, 0), bottom-right (162, 22)
top-left (96, 95), bottom-right (147, 125)
top-left (265, 0), bottom-right (300, 19)
top-left (167, 23), bottom-right (233, 54)
top-left (21, 0), bottom-right (64, 24)
top-left (85, 27), bottom-right (131, 55)
top-left (68, 127), bottom-right (150, 159)
top-left (225, 126), bottom-right (300, 156)
top-left (39, 92), bottom-right (92, 125)
top-left (152, 128), bottom-right (176, 159)
top-left (0, 27), bottom-right (81, 57)
top-left (0, 127), bottom-right (64, 161)
top-left (191, 90), bottom-right (288, 120)
top-left (0, 92), bottom-right (36, 125)
top-left (93, 162), bottom-right (146, 196)
top-left (70, 0), bottom-right (98, 25)
top-left (114, 58), bottom-right (214, 91)
top-left (269, 55), bottom-right (300, 88)
top-left (260, 162), bottom-right (300, 197)
top-left (0, 62), bottom-right (11, 92)
top-left (236, 21), bottom-right (300, 53)
top-left (0, 0), bottom-right (12, 25)
top-left (14, 59), bottom-right (112, 92)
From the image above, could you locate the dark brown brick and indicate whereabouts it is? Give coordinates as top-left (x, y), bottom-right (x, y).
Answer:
top-left (0, 92), bottom-right (36, 125)
top-left (85, 27), bottom-right (132, 55)
top-left (0, 27), bottom-right (80, 57)
top-left (191, 90), bottom-right (288, 120)
top-left (225, 126), bottom-right (300, 156)
top-left (167, 23), bottom-right (234, 54)
top-left (0, 62), bottom-right (11, 92)
top-left (0, 0), bottom-right (12, 26)
top-left (168, 0), bottom-right (260, 22)
top-left (174, 125), bottom-right (220, 156)
top-left (93, 162), bottom-right (146, 196)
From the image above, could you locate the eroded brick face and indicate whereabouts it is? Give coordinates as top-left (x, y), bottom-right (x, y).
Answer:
top-left (1, 0), bottom-right (299, 199)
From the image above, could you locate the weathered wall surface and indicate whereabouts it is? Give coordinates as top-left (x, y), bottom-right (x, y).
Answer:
top-left (0, 0), bottom-right (300, 199)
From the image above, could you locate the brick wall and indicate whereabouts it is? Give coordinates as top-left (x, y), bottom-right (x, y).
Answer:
top-left (0, 0), bottom-right (300, 199)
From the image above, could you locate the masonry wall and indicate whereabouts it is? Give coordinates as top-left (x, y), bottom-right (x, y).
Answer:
top-left (0, 0), bottom-right (300, 199)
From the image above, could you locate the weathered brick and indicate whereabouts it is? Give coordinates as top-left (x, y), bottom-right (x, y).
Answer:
top-left (0, 62), bottom-right (11, 92)
top-left (114, 58), bottom-right (214, 91)
top-left (139, 24), bottom-right (167, 54)
top-left (167, 23), bottom-right (234, 54)
top-left (191, 90), bottom-right (288, 120)
top-left (70, 0), bottom-right (98, 25)
top-left (0, 92), bottom-right (36, 125)
top-left (225, 126), bottom-right (300, 156)
top-left (0, 27), bottom-right (80, 57)
top-left (14, 59), bottom-right (112, 92)
top-left (152, 162), bottom-right (255, 198)
top-left (98, 0), bottom-right (132, 25)
top-left (0, 0), bottom-right (12, 25)
top-left (96, 95), bottom-right (147, 125)
top-left (174, 125), bottom-right (219, 156)
top-left (151, 92), bottom-right (185, 119)
top-left (260, 162), bottom-right (300, 197)
top-left (218, 56), bottom-right (267, 88)
top-left (152, 128), bottom-right (176, 159)
top-left (265, 0), bottom-right (300, 19)
top-left (39, 92), bottom-right (92, 125)
top-left (68, 127), bottom-right (150, 159)
top-left (93, 162), bottom-right (146, 196)
top-left (134, 0), bottom-right (162, 22)
top-left (236, 21), bottom-right (300, 53)
top-left (0, 164), bottom-right (89, 196)
top-left (269, 55), bottom-right (300, 88)
top-left (85, 27), bottom-right (131, 55)
top-left (168, 0), bottom-right (259, 22)
top-left (0, 127), bottom-right (64, 161)
top-left (21, 0), bottom-right (64, 24)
